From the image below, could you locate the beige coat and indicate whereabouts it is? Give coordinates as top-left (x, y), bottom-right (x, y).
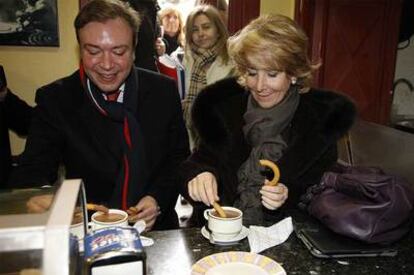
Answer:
top-left (182, 53), bottom-right (234, 96)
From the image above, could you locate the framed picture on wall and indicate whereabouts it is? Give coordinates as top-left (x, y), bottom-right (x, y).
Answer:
top-left (0, 0), bottom-right (59, 47)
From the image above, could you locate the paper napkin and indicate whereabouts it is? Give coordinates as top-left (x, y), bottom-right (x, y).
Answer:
top-left (248, 216), bottom-right (294, 253)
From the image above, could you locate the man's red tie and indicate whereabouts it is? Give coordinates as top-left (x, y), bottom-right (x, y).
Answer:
top-left (106, 90), bottom-right (120, 101)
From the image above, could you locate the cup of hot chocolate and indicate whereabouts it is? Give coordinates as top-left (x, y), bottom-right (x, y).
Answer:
top-left (91, 209), bottom-right (128, 231)
top-left (203, 206), bottom-right (243, 240)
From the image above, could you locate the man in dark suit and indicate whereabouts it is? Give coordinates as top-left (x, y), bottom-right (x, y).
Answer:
top-left (8, 0), bottom-right (190, 231)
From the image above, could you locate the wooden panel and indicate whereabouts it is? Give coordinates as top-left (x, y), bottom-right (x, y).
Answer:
top-left (294, 0), bottom-right (315, 57)
top-left (321, 1), bottom-right (400, 123)
top-left (228, 0), bottom-right (260, 34)
top-left (295, 0), bottom-right (402, 124)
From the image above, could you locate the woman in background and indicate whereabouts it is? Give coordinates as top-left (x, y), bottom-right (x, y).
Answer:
top-left (181, 5), bottom-right (233, 132)
top-left (158, 5), bottom-right (184, 55)
top-left (179, 14), bottom-right (356, 226)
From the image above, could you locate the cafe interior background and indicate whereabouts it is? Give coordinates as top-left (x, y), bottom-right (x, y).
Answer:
top-left (0, 0), bottom-right (414, 160)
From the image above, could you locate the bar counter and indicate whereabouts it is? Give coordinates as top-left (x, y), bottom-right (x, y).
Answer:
top-left (145, 214), bottom-right (414, 274)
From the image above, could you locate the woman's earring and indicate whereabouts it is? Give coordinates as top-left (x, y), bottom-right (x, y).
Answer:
top-left (291, 77), bottom-right (297, 85)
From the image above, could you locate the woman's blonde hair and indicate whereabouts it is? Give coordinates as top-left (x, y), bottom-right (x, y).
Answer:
top-left (228, 14), bottom-right (320, 90)
top-left (158, 6), bottom-right (185, 47)
top-left (185, 5), bottom-right (229, 63)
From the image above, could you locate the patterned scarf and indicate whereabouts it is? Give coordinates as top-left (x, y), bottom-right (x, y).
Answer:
top-left (234, 85), bottom-right (300, 225)
top-left (182, 43), bottom-right (220, 125)
top-left (80, 64), bottom-right (148, 210)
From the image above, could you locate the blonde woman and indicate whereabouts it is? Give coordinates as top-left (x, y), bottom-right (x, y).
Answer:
top-left (158, 5), bottom-right (185, 55)
top-left (181, 5), bottom-right (234, 127)
top-left (179, 14), bottom-right (356, 226)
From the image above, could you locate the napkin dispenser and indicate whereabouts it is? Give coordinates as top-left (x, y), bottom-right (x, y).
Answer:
top-left (0, 179), bottom-right (87, 275)
top-left (84, 227), bottom-right (146, 275)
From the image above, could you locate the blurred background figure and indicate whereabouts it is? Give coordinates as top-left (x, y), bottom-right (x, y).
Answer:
top-left (158, 5), bottom-right (184, 55)
top-left (181, 5), bottom-right (233, 140)
top-left (0, 65), bottom-right (33, 187)
top-left (127, 0), bottom-right (162, 71)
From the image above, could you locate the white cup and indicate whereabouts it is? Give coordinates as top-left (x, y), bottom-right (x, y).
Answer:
top-left (203, 206), bottom-right (243, 240)
top-left (90, 209), bottom-right (128, 231)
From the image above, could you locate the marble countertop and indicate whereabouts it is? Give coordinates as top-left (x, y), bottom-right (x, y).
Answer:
top-left (145, 214), bottom-right (414, 274)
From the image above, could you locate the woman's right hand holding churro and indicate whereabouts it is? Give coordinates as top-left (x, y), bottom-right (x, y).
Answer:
top-left (188, 171), bottom-right (219, 206)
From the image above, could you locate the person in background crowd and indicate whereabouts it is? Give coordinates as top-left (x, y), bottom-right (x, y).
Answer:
top-left (157, 5), bottom-right (184, 56)
top-left (127, 0), bottom-right (162, 71)
top-left (0, 66), bottom-right (33, 187)
top-left (8, 0), bottom-right (189, 231)
top-left (179, 14), bottom-right (356, 227)
top-left (181, 5), bottom-right (234, 140)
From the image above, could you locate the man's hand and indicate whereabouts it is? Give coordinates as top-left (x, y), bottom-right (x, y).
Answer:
top-left (26, 194), bottom-right (53, 213)
top-left (260, 181), bottom-right (288, 210)
top-left (188, 172), bottom-right (219, 206)
top-left (127, 196), bottom-right (160, 231)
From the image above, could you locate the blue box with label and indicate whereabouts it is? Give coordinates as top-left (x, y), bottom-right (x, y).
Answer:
top-left (84, 227), bottom-right (146, 275)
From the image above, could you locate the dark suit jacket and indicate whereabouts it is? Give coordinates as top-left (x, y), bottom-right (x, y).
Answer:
top-left (9, 68), bottom-right (190, 230)
top-left (0, 91), bottom-right (33, 186)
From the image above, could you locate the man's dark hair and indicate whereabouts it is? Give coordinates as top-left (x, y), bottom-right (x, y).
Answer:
top-left (74, 0), bottom-right (141, 45)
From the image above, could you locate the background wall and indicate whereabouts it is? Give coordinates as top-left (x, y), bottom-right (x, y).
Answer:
top-left (260, 0), bottom-right (294, 18)
top-left (1, 1), bottom-right (79, 154)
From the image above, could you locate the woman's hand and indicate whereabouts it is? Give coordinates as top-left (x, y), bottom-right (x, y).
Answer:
top-left (155, 37), bottom-right (166, 56)
top-left (260, 181), bottom-right (288, 210)
top-left (188, 172), bottom-right (219, 206)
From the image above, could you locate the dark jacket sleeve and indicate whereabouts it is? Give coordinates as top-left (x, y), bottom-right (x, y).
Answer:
top-left (178, 146), bottom-right (220, 203)
top-left (8, 87), bottom-right (63, 187)
top-left (178, 78), bottom-right (247, 212)
top-left (3, 89), bottom-right (33, 135)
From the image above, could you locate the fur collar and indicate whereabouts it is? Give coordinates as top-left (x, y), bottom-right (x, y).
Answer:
top-left (192, 77), bottom-right (356, 149)
top-left (192, 77), bottom-right (246, 149)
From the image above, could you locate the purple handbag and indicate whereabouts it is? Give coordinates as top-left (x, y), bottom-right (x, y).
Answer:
top-left (302, 164), bottom-right (414, 244)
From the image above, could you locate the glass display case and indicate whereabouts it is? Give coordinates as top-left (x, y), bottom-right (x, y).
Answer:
top-left (0, 179), bottom-right (87, 275)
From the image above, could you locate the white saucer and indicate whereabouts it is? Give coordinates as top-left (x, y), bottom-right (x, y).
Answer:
top-left (201, 226), bottom-right (249, 244)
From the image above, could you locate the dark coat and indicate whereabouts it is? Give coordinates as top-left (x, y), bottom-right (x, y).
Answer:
top-left (179, 77), bottom-right (356, 226)
top-left (0, 91), bottom-right (33, 186)
top-left (128, 0), bottom-right (160, 71)
top-left (9, 68), bottom-right (190, 230)
top-left (163, 34), bottom-right (180, 55)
